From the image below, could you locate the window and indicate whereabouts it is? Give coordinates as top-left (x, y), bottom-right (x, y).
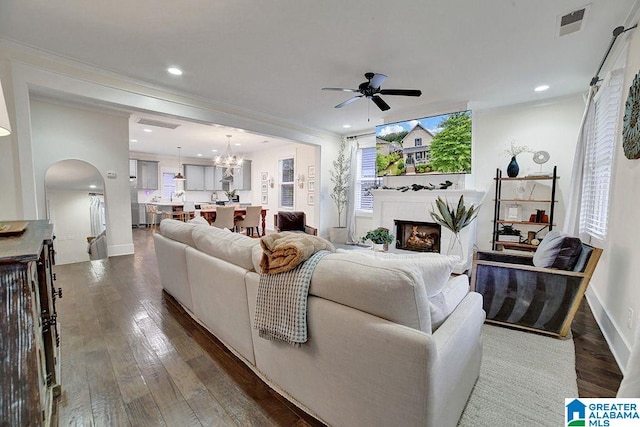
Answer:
top-left (579, 69), bottom-right (624, 242)
top-left (356, 147), bottom-right (380, 211)
top-left (415, 138), bottom-right (422, 146)
top-left (280, 158), bottom-right (294, 208)
top-left (162, 172), bottom-right (176, 200)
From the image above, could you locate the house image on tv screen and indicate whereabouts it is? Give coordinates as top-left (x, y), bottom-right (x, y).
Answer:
top-left (375, 110), bottom-right (472, 176)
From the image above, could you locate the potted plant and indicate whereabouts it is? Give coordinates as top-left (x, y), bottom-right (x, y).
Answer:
top-left (429, 195), bottom-right (480, 258)
top-left (361, 228), bottom-right (394, 252)
top-left (497, 224), bottom-right (521, 242)
top-left (329, 138), bottom-right (350, 244)
top-left (225, 189), bottom-right (237, 202)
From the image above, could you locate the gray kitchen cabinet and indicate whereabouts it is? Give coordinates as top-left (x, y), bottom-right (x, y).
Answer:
top-left (184, 164), bottom-right (205, 191)
top-left (204, 166), bottom-right (216, 191)
top-left (231, 160), bottom-right (251, 191)
top-left (138, 160), bottom-right (158, 190)
top-left (212, 166), bottom-right (225, 191)
top-left (129, 159), bottom-right (137, 178)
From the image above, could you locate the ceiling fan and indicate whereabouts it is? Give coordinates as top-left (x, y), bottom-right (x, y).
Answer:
top-left (322, 72), bottom-right (422, 111)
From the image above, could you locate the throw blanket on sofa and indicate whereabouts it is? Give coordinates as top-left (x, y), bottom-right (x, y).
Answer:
top-left (254, 250), bottom-right (330, 347)
top-left (260, 232), bottom-right (335, 275)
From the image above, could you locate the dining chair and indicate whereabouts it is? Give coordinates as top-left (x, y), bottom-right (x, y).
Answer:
top-left (211, 206), bottom-right (236, 230)
top-left (235, 205), bottom-right (262, 236)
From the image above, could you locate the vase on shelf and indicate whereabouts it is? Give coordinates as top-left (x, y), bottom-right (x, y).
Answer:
top-left (507, 156), bottom-right (520, 177)
top-left (446, 232), bottom-right (464, 260)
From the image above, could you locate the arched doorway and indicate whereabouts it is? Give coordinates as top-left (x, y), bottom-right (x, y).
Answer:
top-left (45, 159), bottom-right (107, 264)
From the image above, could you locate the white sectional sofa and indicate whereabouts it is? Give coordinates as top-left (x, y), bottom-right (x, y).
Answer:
top-left (153, 219), bottom-right (485, 427)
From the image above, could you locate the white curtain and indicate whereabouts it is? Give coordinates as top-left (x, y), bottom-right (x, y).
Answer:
top-left (563, 86), bottom-right (596, 235)
top-left (90, 195), bottom-right (105, 236)
top-left (344, 137), bottom-right (359, 244)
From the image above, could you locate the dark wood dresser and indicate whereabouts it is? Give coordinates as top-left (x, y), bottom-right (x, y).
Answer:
top-left (1, 220), bottom-right (61, 426)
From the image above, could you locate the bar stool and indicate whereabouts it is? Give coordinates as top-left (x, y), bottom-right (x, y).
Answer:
top-left (146, 204), bottom-right (161, 230)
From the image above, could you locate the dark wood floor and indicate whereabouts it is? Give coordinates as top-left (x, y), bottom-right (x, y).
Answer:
top-left (54, 228), bottom-right (622, 425)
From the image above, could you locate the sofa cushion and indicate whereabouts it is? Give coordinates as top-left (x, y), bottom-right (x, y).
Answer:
top-left (428, 274), bottom-right (469, 331)
top-left (188, 216), bottom-right (210, 225)
top-left (192, 225), bottom-right (260, 271)
top-left (159, 219), bottom-right (196, 247)
top-left (277, 211), bottom-right (305, 232)
top-left (309, 251), bottom-right (456, 333)
top-left (533, 230), bottom-right (583, 270)
top-left (572, 244), bottom-right (593, 272)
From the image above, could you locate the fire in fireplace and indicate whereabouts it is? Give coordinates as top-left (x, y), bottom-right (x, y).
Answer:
top-left (394, 220), bottom-right (441, 253)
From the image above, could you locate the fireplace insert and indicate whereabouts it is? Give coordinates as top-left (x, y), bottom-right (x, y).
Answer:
top-left (394, 220), bottom-right (441, 253)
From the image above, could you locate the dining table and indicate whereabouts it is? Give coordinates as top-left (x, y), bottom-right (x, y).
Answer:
top-left (199, 206), bottom-right (269, 237)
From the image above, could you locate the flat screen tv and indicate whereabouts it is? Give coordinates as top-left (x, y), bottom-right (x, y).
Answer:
top-left (375, 110), bottom-right (471, 176)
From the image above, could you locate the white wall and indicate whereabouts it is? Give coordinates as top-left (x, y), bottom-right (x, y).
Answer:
top-left (47, 189), bottom-right (92, 264)
top-left (249, 142), bottom-right (320, 231)
top-left (473, 95), bottom-right (585, 250)
top-left (586, 25), bottom-right (640, 372)
top-left (30, 99), bottom-right (133, 257)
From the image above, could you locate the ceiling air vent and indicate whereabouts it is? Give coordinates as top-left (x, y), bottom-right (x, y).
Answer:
top-left (136, 118), bottom-right (181, 129)
top-left (558, 7), bottom-right (588, 37)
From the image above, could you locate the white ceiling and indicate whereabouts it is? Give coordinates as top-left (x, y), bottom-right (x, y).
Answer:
top-left (1, 1), bottom-right (638, 145)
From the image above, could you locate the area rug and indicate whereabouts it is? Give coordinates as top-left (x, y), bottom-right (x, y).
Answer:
top-left (458, 324), bottom-right (578, 426)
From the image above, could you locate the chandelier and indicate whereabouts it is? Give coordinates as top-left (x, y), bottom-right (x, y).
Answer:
top-left (214, 134), bottom-right (243, 177)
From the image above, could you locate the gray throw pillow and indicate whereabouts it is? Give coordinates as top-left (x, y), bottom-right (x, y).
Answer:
top-left (532, 230), bottom-right (583, 270)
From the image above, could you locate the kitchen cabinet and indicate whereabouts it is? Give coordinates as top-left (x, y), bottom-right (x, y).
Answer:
top-left (184, 164), bottom-right (205, 191)
top-left (212, 166), bottom-right (224, 191)
top-left (137, 160), bottom-right (158, 190)
top-left (231, 160), bottom-right (252, 191)
top-left (185, 164), bottom-right (222, 191)
top-left (204, 166), bottom-right (219, 191)
top-left (129, 159), bottom-right (137, 178)
top-left (1, 220), bottom-right (61, 426)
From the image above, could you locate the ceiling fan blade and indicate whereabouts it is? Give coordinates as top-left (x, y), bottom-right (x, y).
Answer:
top-left (322, 87), bottom-right (360, 93)
top-left (371, 96), bottom-right (390, 111)
top-left (335, 95), bottom-right (363, 108)
top-left (369, 73), bottom-right (387, 89)
top-left (379, 89), bottom-right (422, 97)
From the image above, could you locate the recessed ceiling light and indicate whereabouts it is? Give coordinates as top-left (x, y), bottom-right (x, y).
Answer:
top-left (235, 143), bottom-right (241, 146)
top-left (534, 85), bottom-right (550, 92)
top-left (197, 153), bottom-right (203, 157)
top-left (89, 185), bottom-right (97, 189)
top-left (167, 67), bottom-right (183, 76)
top-left (212, 149), bottom-right (218, 152)
top-left (143, 128), bottom-right (152, 133)
top-left (130, 139), bottom-right (137, 143)
top-left (236, 128), bottom-right (245, 132)
top-left (343, 124), bottom-right (351, 128)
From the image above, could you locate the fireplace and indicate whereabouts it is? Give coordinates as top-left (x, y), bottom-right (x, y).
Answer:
top-left (394, 220), bottom-right (441, 253)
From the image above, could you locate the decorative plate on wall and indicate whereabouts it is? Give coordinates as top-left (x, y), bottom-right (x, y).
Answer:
top-left (623, 71), bottom-right (640, 159)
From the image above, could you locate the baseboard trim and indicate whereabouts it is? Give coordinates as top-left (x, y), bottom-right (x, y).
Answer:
top-left (585, 286), bottom-right (632, 374)
top-left (107, 243), bottom-right (135, 257)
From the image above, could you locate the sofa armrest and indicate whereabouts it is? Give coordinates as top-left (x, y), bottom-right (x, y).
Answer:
top-left (429, 292), bottom-right (485, 427)
top-left (304, 225), bottom-right (318, 236)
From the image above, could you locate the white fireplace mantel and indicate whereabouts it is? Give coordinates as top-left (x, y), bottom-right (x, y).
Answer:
top-left (370, 189), bottom-right (487, 273)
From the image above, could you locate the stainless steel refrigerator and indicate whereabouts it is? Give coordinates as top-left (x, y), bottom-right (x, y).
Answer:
top-left (130, 176), bottom-right (139, 228)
